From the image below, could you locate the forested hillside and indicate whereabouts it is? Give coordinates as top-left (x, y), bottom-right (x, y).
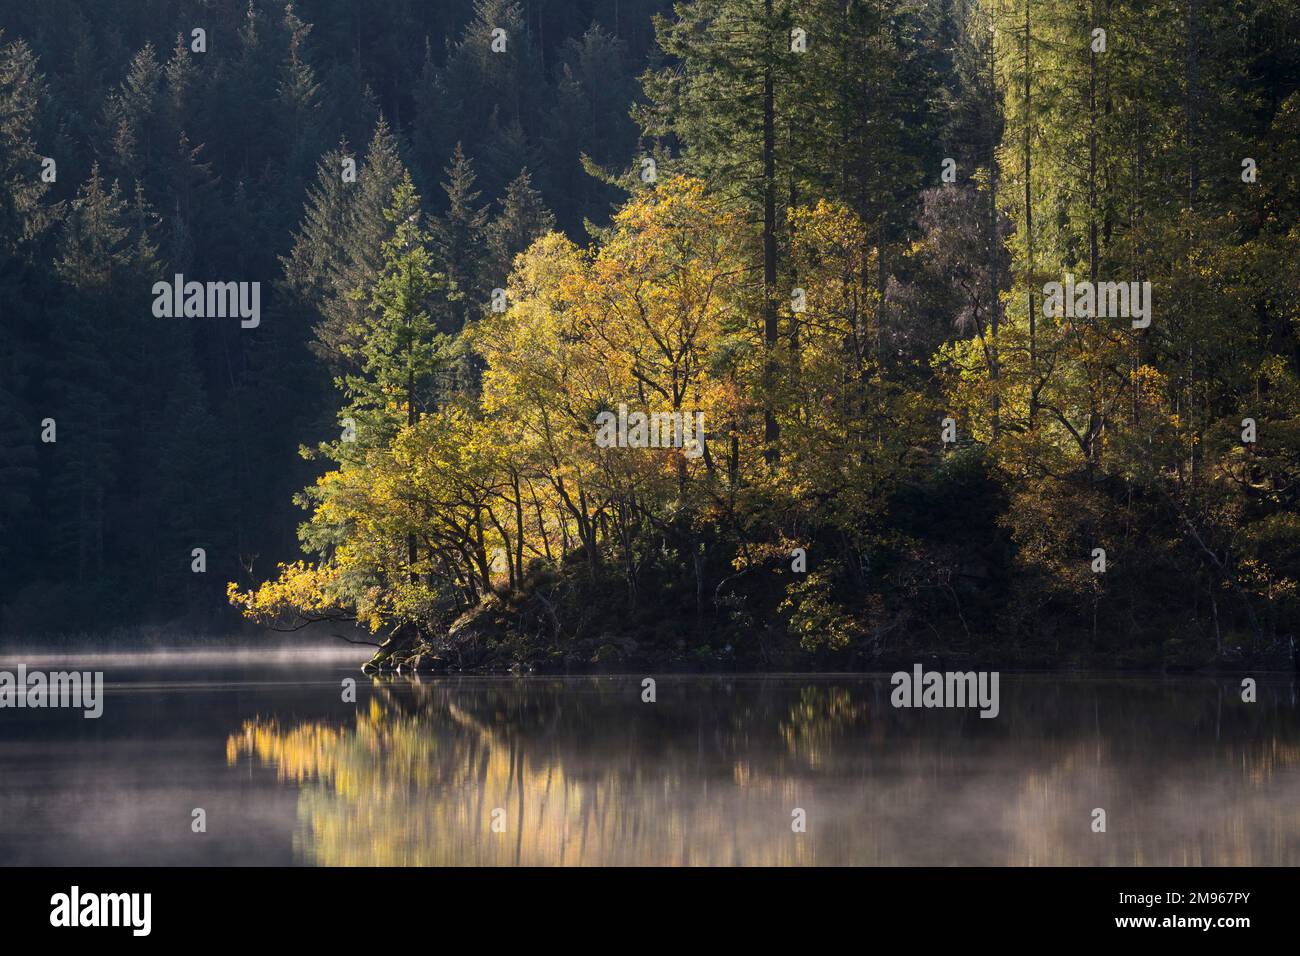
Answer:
top-left (2, 1), bottom-right (1298, 670)
top-left (0, 0), bottom-right (667, 634)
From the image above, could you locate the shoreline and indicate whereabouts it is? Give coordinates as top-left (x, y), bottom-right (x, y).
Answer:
top-left (0, 628), bottom-right (1290, 677)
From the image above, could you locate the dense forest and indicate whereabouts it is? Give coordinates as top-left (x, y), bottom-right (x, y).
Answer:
top-left (1, 0), bottom-right (1297, 671)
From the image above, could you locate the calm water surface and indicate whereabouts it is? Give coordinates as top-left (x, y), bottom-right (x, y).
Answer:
top-left (1, 648), bottom-right (1297, 866)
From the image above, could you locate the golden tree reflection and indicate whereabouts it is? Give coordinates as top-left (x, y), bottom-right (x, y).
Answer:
top-left (226, 677), bottom-right (1300, 865)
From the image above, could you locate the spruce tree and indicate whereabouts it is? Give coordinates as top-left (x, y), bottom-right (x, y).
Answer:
top-left (430, 143), bottom-right (490, 334)
top-left (486, 167), bottom-right (556, 282)
top-left (641, 0), bottom-right (805, 463)
top-left (295, 117), bottom-right (409, 369)
top-left (0, 32), bottom-right (54, 259)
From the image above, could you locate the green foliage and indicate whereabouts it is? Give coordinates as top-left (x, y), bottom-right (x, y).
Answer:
top-left (0, 1), bottom-right (1295, 661)
top-left (231, 0), bottom-right (1299, 667)
top-left (0, 2), bottom-right (665, 634)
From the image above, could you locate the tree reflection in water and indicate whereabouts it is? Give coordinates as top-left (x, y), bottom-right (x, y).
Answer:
top-left (226, 676), bottom-right (1300, 865)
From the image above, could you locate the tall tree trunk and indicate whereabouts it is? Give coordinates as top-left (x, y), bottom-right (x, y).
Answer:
top-left (407, 265), bottom-right (419, 588)
top-left (762, 0), bottom-right (780, 466)
top-left (1087, 0), bottom-right (1100, 475)
top-left (987, 14), bottom-right (1001, 442)
top-left (1024, 0), bottom-right (1037, 426)
top-left (1088, 0), bottom-right (1098, 287)
top-left (1185, 0), bottom-right (1200, 206)
top-left (1184, 0), bottom-right (1202, 483)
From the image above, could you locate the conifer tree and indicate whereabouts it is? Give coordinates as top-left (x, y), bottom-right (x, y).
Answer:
top-left (341, 174), bottom-right (450, 589)
top-left (102, 42), bottom-right (161, 184)
top-left (430, 143), bottom-right (490, 334)
top-left (485, 168), bottom-right (555, 293)
top-left (544, 25), bottom-right (641, 234)
top-left (294, 117), bottom-right (409, 369)
top-left (334, 175), bottom-right (453, 446)
top-left (641, 0), bottom-right (804, 463)
top-left (0, 32), bottom-right (54, 258)
top-left (434, 0), bottom-right (547, 172)
top-left (277, 3), bottom-right (324, 178)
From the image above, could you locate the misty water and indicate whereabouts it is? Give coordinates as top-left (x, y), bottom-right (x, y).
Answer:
top-left (1, 647), bottom-right (1297, 866)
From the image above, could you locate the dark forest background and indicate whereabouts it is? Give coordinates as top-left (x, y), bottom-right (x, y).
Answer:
top-left (0, 0), bottom-right (669, 635)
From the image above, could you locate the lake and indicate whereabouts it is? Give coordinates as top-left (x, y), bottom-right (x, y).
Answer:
top-left (1, 648), bottom-right (1297, 866)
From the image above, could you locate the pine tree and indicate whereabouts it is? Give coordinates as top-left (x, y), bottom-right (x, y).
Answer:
top-left (342, 175), bottom-right (451, 590)
top-left (150, 346), bottom-right (232, 617)
top-left (0, 34), bottom-right (53, 585)
top-left (411, 39), bottom-right (450, 200)
top-left (486, 167), bottom-right (556, 282)
top-left (0, 32), bottom-right (54, 258)
top-left (46, 167), bottom-right (135, 588)
top-left (430, 143), bottom-right (490, 333)
top-left (478, 108), bottom-right (544, 201)
top-left (640, 0), bottom-right (805, 463)
top-left (544, 25), bottom-right (641, 234)
top-left (160, 131), bottom-right (217, 273)
top-left (294, 117), bottom-right (409, 369)
top-left (163, 33), bottom-right (198, 133)
top-left (101, 42), bottom-right (161, 184)
top-left (282, 140), bottom-right (355, 316)
top-left (342, 174), bottom-right (451, 431)
top-left (277, 2), bottom-right (324, 178)
top-left (54, 164), bottom-right (132, 288)
top-left (433, 1), bottom-right (548, 187)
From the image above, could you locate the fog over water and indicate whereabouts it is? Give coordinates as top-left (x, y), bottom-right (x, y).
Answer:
top-left (0, 648), bottom-right (1297, 866)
